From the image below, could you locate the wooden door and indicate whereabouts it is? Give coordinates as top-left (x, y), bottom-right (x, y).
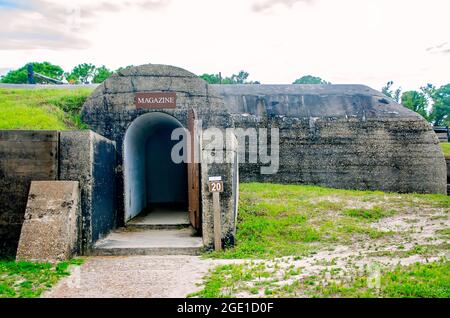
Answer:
top-left (187, 108), bottom-right (201, 230)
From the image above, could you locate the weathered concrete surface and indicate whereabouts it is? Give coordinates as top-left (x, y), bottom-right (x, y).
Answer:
top-left (0, 130), bottom-right (58, 257)
top-left (91, 227), bottom-right (203, 256)
top-left (16, 181), bottom-right (80, 262)
top-left (81, 64), bottom-right (235, 232)
top-left (446, 158), bottom-right (450, 195)
top-left (201, 134), bottom-right (239, 249)
top-left (59, 130), bottom-right (117, 252)
top-left (214, 84), bottom-right (447, 194)
top-left (127, 208), bottom-right (190, 229)
top-left (0, 129), bottom-right (117, 257)
top-left (42, 256), bottom-right (228, 298)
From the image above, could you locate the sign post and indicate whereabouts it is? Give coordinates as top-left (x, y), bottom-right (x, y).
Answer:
top-left (209, 176), bottom-right (223, 251)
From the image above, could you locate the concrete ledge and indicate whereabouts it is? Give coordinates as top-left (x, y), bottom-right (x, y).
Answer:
top-left (16, 181), bottom-right (80, 262)
top-left (91, 227), bottom-right (203, 256)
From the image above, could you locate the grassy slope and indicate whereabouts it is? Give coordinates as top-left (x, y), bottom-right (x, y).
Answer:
top-left (207, 183), bottom-right (449, 259)
top-left (0, 88), bottom-right (93, 130)
top-left (194, 183), bottom-right (449, 298)
top-left (0, 259), bottom-right (83, 298)
top-left (192, 259), bottom-right (450, 298)
top-left (441, 142), bottom-right (450, 158)
top-left (318, 260), bottom-right (449, 298)
top-left (0, 88), bottom-right (91, 298)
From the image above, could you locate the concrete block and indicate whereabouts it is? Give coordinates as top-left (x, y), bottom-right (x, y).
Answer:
top-left (0, 130), bottom-right (58, 257)
top-left (16, 181), bottom-right (80, 262)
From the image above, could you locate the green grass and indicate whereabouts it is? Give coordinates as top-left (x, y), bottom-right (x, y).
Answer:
top-left (317, 260), bottom-right (450, 298)
top-left (343, 207), bottom-right (395, 220)
top-left (441, 142), bottom-right (450, 158)
top-left (0, 258), bottom-right (84, 298)
top-left (189, 262), bottom-right (276, 298)
top-left (0, 88), bottom-right (93, 130)
top-left (192, 259), bottom-right (450, 298)
top-left (205, 183), bottom-right (449, 259)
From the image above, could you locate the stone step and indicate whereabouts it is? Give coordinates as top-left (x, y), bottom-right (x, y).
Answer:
top-left (91, 227), bottom-right (203, 256)
top-left (126, 209), bottom-right (191, 230)
top-left (125, 223), bottom-right (191, 230)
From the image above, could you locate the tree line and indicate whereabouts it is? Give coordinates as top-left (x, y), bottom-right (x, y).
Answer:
top-left (1, 62), bottom-right (447, 126)
top-left (0, 62), bottom-right (119, 84)
top-left (381, 81), bottom-right (449, 126)
top-left (0, 62), bottom-right (331, 85)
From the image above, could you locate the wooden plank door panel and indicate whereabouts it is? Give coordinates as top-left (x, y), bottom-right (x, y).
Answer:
top-left (187, 108), bottom-right (201, 230)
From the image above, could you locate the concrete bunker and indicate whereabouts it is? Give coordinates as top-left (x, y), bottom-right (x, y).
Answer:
top-left (124, 112), bottom-right (188, 223)
top-left (1, 63), bottom-right (446, 260)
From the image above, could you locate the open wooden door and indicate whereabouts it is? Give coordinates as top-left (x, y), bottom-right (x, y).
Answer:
top-left (187, 108), bottom-right (201, 230)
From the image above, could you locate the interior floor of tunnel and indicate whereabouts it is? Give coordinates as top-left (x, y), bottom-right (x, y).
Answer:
top-left (127, 203), bottom-right (190, 228)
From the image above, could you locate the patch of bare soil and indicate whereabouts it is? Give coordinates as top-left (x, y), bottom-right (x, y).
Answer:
top-left (230, 207), bottom-right (449, 297)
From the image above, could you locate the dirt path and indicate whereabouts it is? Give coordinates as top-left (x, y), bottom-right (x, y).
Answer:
top-left (42, 256), bottom-right (234, 298)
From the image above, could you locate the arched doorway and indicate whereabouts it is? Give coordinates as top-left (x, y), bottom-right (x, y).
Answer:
top-left (123, 112), bottom-right (187, 223)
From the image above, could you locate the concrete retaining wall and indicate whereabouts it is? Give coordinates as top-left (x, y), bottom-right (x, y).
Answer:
top-left (215, 84), bottom-right (447, 194)
top-left (59, 131), bottom-right (117, 252)
top-left (0, 130), bottom-right (59, 256)
top-left (0, 130), bottom-right (116, 257)
top-left (16, 181), bottom-right (80, 262)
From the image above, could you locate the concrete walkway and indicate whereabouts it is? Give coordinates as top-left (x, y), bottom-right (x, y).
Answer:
top-left (43, 255), bottom-right (223, 298)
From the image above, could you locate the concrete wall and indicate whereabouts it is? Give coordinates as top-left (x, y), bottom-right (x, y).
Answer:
top-left (59, 130), bottom-right (117, 250)
top-left (0, 130), bottom-right (116, 257)
top-left (214, 84), bottom-right (447, 194)
top-left (16, 181), bottom-right (80, 262)
top-left (91, 134), bottom-right (117, 242)
top-left (201, 134), bottom-right (239, 249)
top-left (0, 130), bottom-right (58, 257)
top-left (81, 64), bottom-right (234, 226)
top-left (446, 158), bottom-right (450, 195)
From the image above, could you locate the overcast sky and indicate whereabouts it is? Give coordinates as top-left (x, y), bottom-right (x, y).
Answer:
top-left (0, 0), bottom-right (449, 91)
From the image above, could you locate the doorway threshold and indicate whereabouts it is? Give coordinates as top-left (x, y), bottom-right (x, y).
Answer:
top-left (127, 205), bottom-right (190, 230)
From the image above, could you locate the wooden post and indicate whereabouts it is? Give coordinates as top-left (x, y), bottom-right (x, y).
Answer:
top-left (209, 177), bottom-right (223, 251)
top-left (213, 191), bottom-right (222, 251)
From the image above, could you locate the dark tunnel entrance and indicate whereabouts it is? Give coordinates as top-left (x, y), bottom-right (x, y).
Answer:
top-left (124, 112), bottom-right (188, 223)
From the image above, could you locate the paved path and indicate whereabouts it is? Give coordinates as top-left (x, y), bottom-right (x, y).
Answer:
top-left (43, 255), bottom-right (227, 298)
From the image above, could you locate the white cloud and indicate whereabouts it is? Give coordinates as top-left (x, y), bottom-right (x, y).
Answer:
top-left (0, 0), bottom-right (170, 50)
top-left (251, 0), bottom-right (314, 13)
top-left (0, 0), bottom-right (448, 91)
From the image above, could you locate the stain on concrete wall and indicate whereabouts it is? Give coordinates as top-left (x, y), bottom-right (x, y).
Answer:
top-left (59, 131), bottom-right (117, 251)
top-left (214, 84), bottom-right (447, 194)
top-left (91, 134), bottom-right (117, 242)
top-left (0, 130), bottom-right (58, 257)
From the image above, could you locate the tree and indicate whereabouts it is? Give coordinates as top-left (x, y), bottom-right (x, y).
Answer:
top-left (92, 65), bottom-right (113, 83)
top-left (199, 71), bottom-right (260, 84)
top-left (0, 62), bottom-right (64, 84)
top-left (229, 71), bottom-right (250, 84)
top-left (424, 83), bottom-right (450, 126)
top-left (381, 81), bottom-right (401, 103)
top-left (65, 63), bottom-right (96, 84)
top-left (199, 73), bottom-right (221, 84)
top-left (401, 90), bottom-right (428, 119)
top-left (293, 75), bottom-right (330, 84)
